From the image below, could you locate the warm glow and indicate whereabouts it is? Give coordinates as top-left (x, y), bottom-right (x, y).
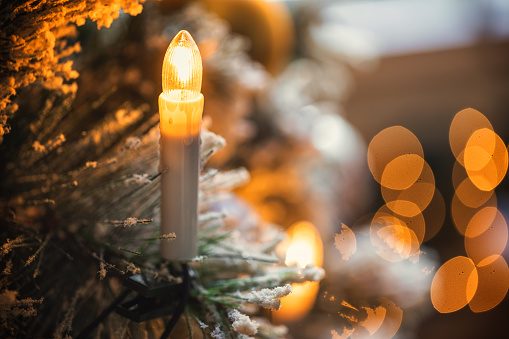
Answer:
top-left (455, 176), bottom-right (494, 209)
top-left (382, 160), bottom-right (435, 217)
top-left (465, 207), bottom-right (507, 264)
top-left (448, 113), bottom-right (509, 312)
top-left (367, 125), bottom-right (437, 262)
top-left (372, 297), bottom-right (404, 338)
top-left (469, 255), bottom-right (509, 313)
top-left (451, 190), bottom-right (498, 236)
top-left (171, 46), bottom-right (194, 84)
top-left (372, 206), bottom-right (425, 252)
top-left (464, 129), bottom-right (508, 192)
top-left (333, 298), bottom-right (402, 338)
top-left (283, 221), bottom-right (323, 268)
top-left (421, 188), bottom-right (445, 242)
top-left (367, 126), bottom-right (424, 187)
top-left (385, 199), bottom-right (421, 218)
top-left (375, 224), bottom-right (420, 262)
top-left (363, 108), bottom-right (509, 321)
top-left (159, 30), bottom-right (204, 139)
top-left (162, 30), bottom-right (203, 101)
top-left (381, 154), bottom-right (425, 190)
top-left (334, 223), bottom-right (357, 260)
top-left (275, 282), bottom-right (320, 323)
top-left (431, 256), bottom-right (478, 313)
top-left (274, 221), bottom-right (323, 323)
top-left (331, 327), bottom-right (355, 339)
top-left (449, 108), bottom-right (493, 166)
top-left (285, 240), bottom-right (314, 268)
top-left (360, 306), bottom-right (386, 335)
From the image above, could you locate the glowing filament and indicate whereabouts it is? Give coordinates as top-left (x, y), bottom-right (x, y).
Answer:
top-left (162, 30), bottom-right (202, 101)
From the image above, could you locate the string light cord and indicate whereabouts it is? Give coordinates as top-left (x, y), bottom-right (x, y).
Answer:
top-left (160, 263), bottom-right (190, 339)
top-left (75, 263), bottom-right (190, 338)
top-left (75, 289), bottom-right (130, 339)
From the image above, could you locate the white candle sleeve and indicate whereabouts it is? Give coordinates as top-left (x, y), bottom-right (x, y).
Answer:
top-left (159, 93), bottom-right (204, 260)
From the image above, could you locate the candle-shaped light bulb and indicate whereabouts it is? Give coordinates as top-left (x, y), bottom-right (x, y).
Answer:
top-left (159, 30), bottom-right (204, 261)
top-left (162, 30), bottom-right (202, 101)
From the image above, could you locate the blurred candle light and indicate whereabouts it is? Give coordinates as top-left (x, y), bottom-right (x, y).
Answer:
top-left (274, 221), bottom-right (323, 323)
top-left (159, 30), bottom-right (204, 260)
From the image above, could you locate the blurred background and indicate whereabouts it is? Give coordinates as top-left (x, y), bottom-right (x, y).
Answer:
top-left (3, 0), bottom-right (509, 338)
top-left (72, 0), bottom-right (509, 337)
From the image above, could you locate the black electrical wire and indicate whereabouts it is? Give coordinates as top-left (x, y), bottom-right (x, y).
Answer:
top-left (75, 263), bottom-right (191, 338)
top-left (159, 263), bottom-right (190, 339)
top-left (75, 289), bottom-right (130, 339)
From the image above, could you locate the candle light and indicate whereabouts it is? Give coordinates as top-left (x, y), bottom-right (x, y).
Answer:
top-left (159, 30), bottom-right (203, 260)
top-left (274, 221), bottom-right (324, 322)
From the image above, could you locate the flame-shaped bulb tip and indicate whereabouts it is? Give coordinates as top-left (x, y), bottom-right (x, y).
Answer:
top-left (162, 30), bottom-right (202, 101)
